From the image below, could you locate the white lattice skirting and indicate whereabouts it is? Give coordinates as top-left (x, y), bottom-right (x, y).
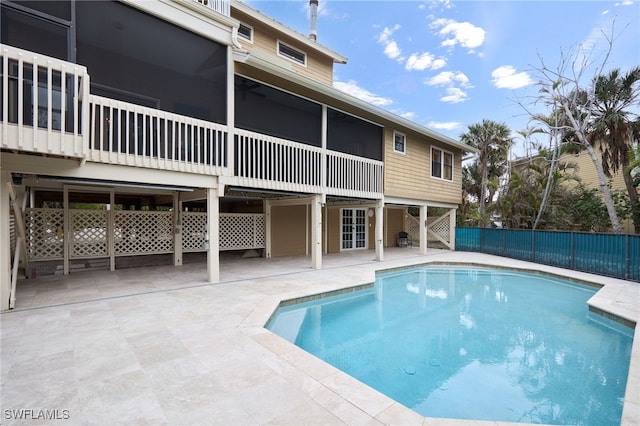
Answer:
top-left (24, 208), bottom-right (266, 261)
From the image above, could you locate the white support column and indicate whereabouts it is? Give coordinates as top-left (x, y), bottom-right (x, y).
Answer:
top-left (63, 186), bottom-right (70, 275)
top-left (311, 194), bottom-right (322, 269)
top-left (1, 172), bottom-right (11, 311)
top-left (449, 208), bottom-right (457, 250)
top-left (264, 199), bottom-right (272, 258)
top-left (419, 205), bottom-right (428, 255)
top-left (173, 192), bottom-right (182, 266)
top-left (109, 190), bottom-right (115, 271)
top-left (375, 200), bottom-right (384, 261)
top-left (206, 187), bottom-right (220, 283)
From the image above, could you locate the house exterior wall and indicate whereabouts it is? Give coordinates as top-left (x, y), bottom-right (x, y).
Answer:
top-left (383, 128), bottom-right (463, 204)
top-left (561, 147), bottom-right (637, 234)
top-left (232, 9), bottom-right (334, 85)
top-left (270, 205), bottom-right (307, 256)
top-left (326, 208), bottom-right (341, 253)
top-left (385, 208), bottom-right (405, 247)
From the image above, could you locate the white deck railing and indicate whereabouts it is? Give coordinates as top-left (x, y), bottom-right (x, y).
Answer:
top-left (233, 128), bottom-right (324, 192)
top-left (232, 128), bottom-right (383, 197)
top-left (198, 0), bottom-right (231, 16)
top-left (3, 44), bottom-right (384, 199)
top-left (327, 151), bottom-right (383, 197)
top-left (87, 95), bottom-right (229, 175)
top-left (1, 44), bottom-right (89, 158)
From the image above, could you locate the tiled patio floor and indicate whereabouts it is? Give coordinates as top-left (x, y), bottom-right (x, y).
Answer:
top-left (1, 249), bottom-right (638, 425)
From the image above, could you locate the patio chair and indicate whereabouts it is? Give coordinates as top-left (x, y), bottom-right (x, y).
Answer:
top-left (398, 231), bottom-right (410, 247)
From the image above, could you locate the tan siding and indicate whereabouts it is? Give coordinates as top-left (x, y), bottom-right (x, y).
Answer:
top-left (383, 128), bottom-right (462, 204)
top-left (385, 208), bottom-right (405, 247)
top-left (271, 205), bottom-right (307, 256)
top-left (561, 145), bottom-right (636, 233)
top-left (367, 208), bottom-right (376, 249)
top-left (562, 149), bottom-right (627, 192)
top-left (327, 208), bottom-right (341, 253)
top-left (232, 11), bottom-right (334, 85)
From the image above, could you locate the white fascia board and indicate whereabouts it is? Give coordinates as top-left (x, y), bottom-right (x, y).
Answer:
top-left (240, 53), bottom-right (476, 154)
top-left (384, 196), bottom-right (459, 209)
top-left (232, 1), bottom-right (348, 64)
top-left (1, 153), bottom-right (219, 190)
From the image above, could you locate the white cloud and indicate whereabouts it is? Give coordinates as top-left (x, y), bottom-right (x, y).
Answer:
top-left (377, 25), bottom-right (403, 61)
top-left (615, 0), bottom-right (634, 5)
top-left (384, 41), bottom-right (402, 60)
top-left (431, 18), bottom-right (486, 51)
top-left (491, 65), bottom-right (534, 89)
top-left (333, 80), bottom-right (393, 107)
top-left (405, 52), bottom-right (446, 71)
top-left (425, 71), bottom-right (471, 88)
top-left (440, 87), bottom-right (468, 103)
top-left (427, 121), bottom-right (462, 131)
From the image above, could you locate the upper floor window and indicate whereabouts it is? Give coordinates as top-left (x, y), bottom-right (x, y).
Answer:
top-left (238, 23), bottom-right (253, 42)
top-left (431, 147), bottom-right (453, 181)
top-left (393, 131), bottom-right (406, 154)
top-left (277, 41), bottom-right (306, 66)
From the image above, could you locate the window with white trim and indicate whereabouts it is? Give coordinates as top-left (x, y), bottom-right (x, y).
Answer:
top-left (393, 131), bottom-right (406, 154)
top-left (277, 41), bottom-right (306, 65)
top-left (431, 147), bottom-right (453, 181)
top-left (238, 23), bottom-right (253, 42)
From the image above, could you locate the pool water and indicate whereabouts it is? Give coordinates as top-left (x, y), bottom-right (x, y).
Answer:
top-left (267, 266), bottom-right (633, 425)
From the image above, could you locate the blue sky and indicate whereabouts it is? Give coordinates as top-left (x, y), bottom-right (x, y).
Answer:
top-left (243, 0), bottom-right (639, 157)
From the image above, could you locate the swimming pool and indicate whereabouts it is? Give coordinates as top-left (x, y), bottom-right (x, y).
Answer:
top-left (267, 266), bottom-right (633, 425)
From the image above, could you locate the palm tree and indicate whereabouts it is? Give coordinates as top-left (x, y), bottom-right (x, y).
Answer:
top-left (460, 120), bottom-right (512, 227)
top-left (590, 67), bottom-right (640, 233)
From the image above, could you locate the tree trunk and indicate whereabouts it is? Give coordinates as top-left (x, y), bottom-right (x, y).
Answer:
top-left (479, 165), bottom-right (489, 227)
top-left (561, 103), bottom-right (623, 233)
top-left (622, 169), bottom-right (640, 234)
top-left (533, 137), bottom-right (559, 230)
top-left (584, 143), bottom-right (623, 233)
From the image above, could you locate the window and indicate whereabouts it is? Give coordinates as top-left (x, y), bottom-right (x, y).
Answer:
top-left (238, 23), bottom-right (253, 42)
top-left (277, 41), bottom-right (306, 65)
top-left (431, 147), bottom-right (453, 181)
top-left (393, 131), bottom-right (406, 154)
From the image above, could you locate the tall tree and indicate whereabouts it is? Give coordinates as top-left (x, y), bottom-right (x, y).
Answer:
top-left (460, 120), bottom-right (513, 227)
top-left (529, 38), bottom-right (625, 233)
top-left (590, 67), bottom-right (640, 233)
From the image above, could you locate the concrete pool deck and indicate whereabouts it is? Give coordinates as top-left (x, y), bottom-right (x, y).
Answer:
top-left (1, 249), bottom-right (638, 425)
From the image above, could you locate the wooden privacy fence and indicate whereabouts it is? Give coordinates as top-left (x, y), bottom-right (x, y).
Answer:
top-left (456, 228), bottom-right (640, 282)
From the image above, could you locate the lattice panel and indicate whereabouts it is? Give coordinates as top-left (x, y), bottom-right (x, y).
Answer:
top-left (25, 208), bottom-right (64, 261)
top-left (406, 214), bottom-right (420, 243)
top-left (114, 211), bottom-right (173, 255)
top-left (70, 210), bottom-right (108, 258)
top-left (220, 214), bottom-right (265, 250)
top-left (430, 216), bottom-right (451, 243)
top-left (182, 212), bottom-right (207, 252)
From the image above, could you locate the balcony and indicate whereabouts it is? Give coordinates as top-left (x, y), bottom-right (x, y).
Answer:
top-left (1, 44), bottom-right (383, 199)
top-left (195, 0), bottom-right (231, 16)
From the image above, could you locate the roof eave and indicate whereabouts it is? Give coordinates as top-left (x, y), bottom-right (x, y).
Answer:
top-left (231, 0), bottom-right (348, 64)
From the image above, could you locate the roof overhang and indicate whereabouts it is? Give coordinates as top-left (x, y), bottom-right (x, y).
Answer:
top-left (232, 0), bottom-right (348, 64)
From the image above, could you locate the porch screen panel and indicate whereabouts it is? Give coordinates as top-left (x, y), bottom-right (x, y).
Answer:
top-left (234, 76), bottom-right (322, 147)
top-left (76, 1), bottom-right (227, 124)
top-left (327, 108), bottom-right (382, 161)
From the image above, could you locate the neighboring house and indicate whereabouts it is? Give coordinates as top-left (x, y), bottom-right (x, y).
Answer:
top-left (559, 146), bottom-right (638, 234)
top-left (0, 0), bottom-right (474, 310)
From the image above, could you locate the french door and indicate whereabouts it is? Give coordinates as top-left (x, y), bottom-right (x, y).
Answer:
top-left (341, 208), bottom-right (367, 250)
